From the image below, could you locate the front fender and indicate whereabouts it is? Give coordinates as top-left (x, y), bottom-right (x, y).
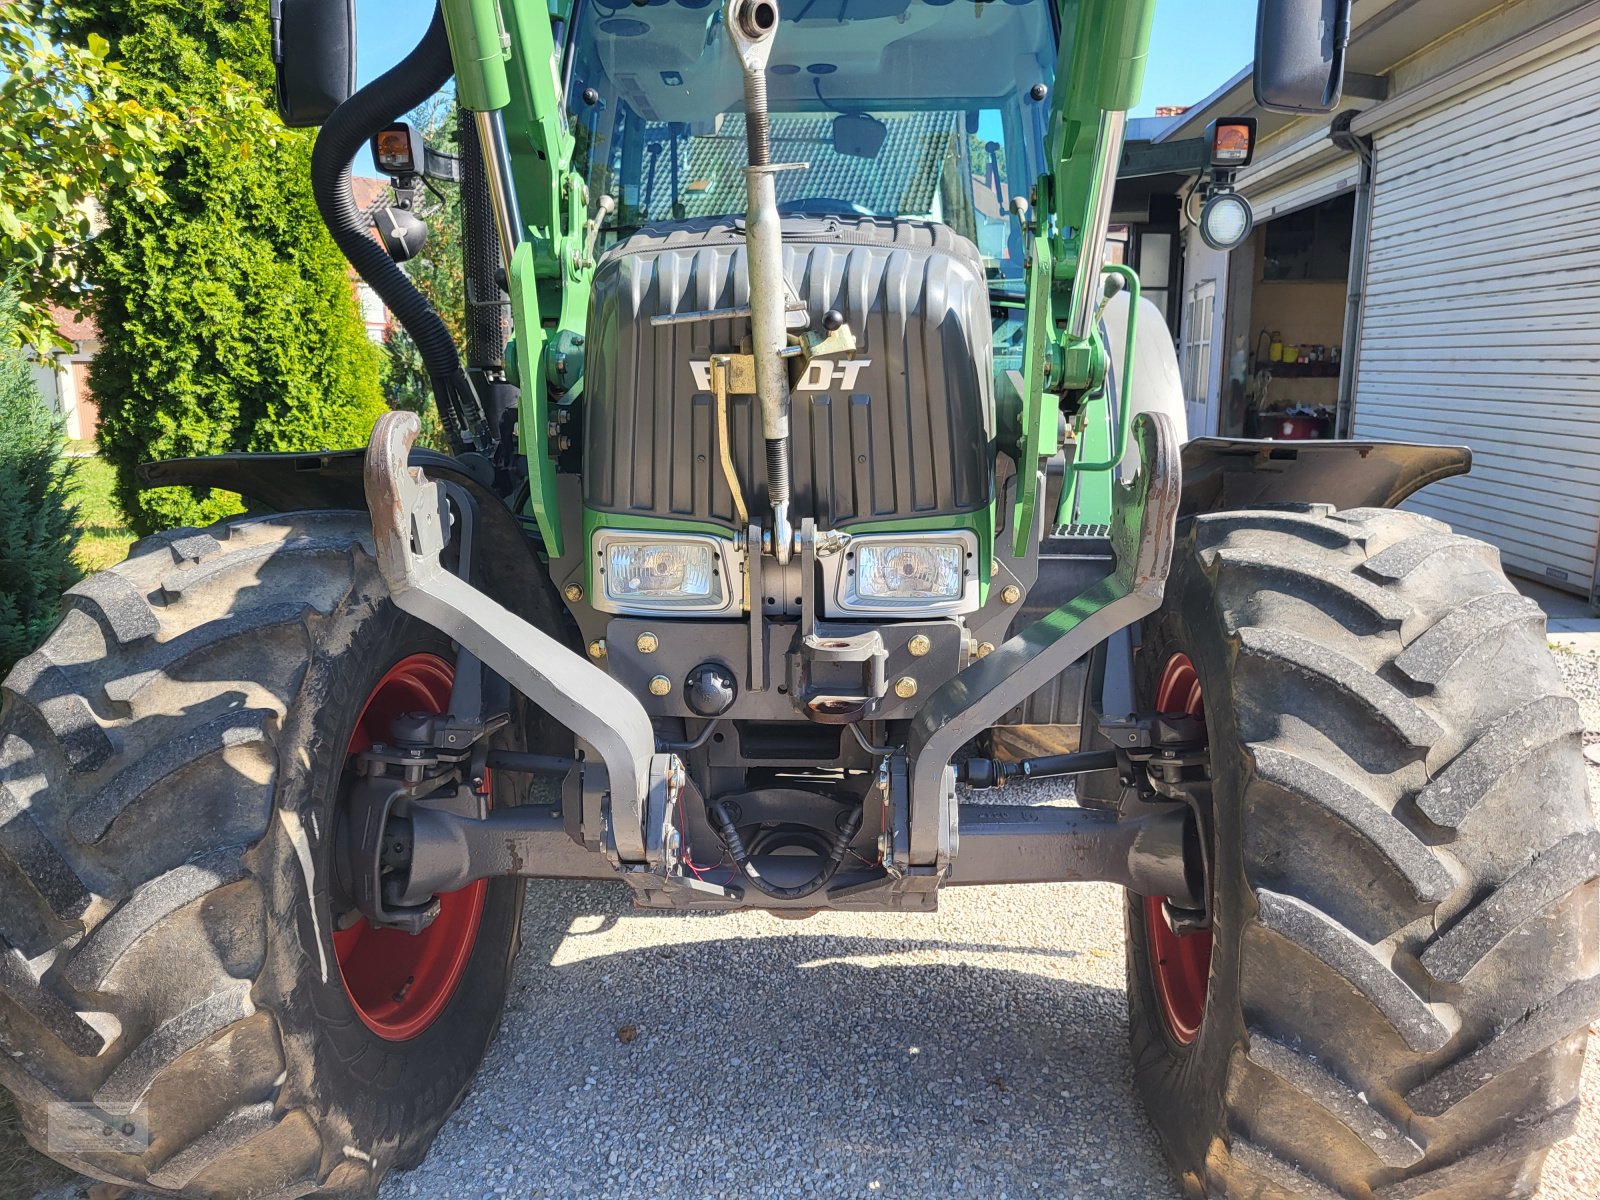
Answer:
top-left (137, 449), bottom-right (579, 655)
top-left (1179, 438), bottom-right (1471, 516)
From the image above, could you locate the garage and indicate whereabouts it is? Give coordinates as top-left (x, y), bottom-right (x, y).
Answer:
top-left (1351, 30), bottom-right (1600, 595)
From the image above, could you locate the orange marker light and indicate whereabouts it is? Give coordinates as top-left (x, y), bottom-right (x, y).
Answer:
top-left (372, 124), bottom-right (419, 176)
top-left (1206, 118), bottom-right (1258, 169)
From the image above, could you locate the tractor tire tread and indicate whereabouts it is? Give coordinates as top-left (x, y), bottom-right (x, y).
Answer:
top-left (1132, 505), bottom-right (1597, 1200)
top-left (1235, 625), bottom-right (1442, 750)
top-left (1249, 748), bottom-right (1452, 904)
top-left (1394, 592), bottom-right (1545, 688)
top-left (1372, 1103), bottom-right (1580, 1200)
top-left (146, 1101), bottom-right (278, 1191)
top-left (0, 513), bottom-right (384, 1197)
top-left (1254, 889), bottom-right (1453, 1053)
top-left (1415, 694), bottom-right (1584, 828)
top-left (1405, 975), bottom-right (1600, 1118)
top-left (1204, 547), bottom-right (1408, 630)
top-left (64, 849), bottom-right (249, 993)
top-left (1243, 1031), bottom-right (1425, 1167)
top-left (1420, 831), bottom-right (1600, 983)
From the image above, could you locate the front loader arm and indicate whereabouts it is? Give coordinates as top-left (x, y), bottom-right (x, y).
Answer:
top-left (1012, 0), bottom-right (1157, 553)
top-left (441, 0), bottom-right (589, 554)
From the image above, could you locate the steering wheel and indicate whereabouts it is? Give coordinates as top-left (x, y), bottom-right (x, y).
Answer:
top-left (778, 197), bottom-right (876, 217)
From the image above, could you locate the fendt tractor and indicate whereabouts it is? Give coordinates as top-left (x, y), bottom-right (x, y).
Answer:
top-left (2, 0), bottom-right (1596, 1196)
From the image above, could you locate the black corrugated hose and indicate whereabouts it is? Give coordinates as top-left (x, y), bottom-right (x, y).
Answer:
top-left (309, 4), bottom-right (490, 457)
top-left (709, 802), bottom-right (865, 901)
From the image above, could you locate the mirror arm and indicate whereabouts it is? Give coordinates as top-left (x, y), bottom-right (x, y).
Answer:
top-left (1342, 72), bottom-right (1390, 102)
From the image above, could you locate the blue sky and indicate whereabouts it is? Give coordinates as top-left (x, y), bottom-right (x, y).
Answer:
top-left (351, 0), bottom-right (1257, 169)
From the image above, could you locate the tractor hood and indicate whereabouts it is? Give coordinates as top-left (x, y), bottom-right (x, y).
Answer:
top-left (581, 215), bottom-right (995, 530)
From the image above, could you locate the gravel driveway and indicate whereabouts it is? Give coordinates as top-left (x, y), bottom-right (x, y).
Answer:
top-left (374, 650), bottom-right (1600, 1200)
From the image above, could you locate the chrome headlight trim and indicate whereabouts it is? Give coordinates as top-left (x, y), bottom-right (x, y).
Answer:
top-left (590, 529), bottom-right (743, 617)
top-left (826, 530), bottom-right (981, 617)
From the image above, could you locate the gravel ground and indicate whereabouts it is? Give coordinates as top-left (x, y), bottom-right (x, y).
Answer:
top-left (23, 649), bottom-right (1600, 1200)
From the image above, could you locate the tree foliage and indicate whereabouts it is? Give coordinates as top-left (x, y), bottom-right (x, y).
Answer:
top-left (54, 0), bottom-right (387, 534)
top-left (0, 292), bottom-right (80, 677)
top-left (0, 1), bottom-right (261, 352)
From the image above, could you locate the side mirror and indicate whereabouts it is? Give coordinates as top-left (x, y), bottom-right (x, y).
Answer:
top-left (270, 0), bottom-right (357, 129)
top-left (1255, 0), bottom-right (1352, 115)
top-left (833, 114), bottom-right (887, 161)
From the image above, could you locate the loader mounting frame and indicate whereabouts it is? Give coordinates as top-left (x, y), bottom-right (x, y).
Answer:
top-left (345, 407), bottom-right (1185, 911)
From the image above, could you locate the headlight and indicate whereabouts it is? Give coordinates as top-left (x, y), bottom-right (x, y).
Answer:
top-left (593, 532), bottom-right (737, 615)
top-left (834, 532), bottom-right (979, 615)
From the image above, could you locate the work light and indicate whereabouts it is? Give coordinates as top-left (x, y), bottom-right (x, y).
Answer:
top-left (1199, 191), bottom-right (1255, 252)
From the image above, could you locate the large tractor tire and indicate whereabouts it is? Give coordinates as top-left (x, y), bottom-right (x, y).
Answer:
top-left (0, 513), bottom-right (525, 1198)
top-left (1127, 505), bottom-right (1599, 1199)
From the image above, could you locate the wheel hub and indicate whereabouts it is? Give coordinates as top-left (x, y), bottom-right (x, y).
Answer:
top-left (333, 653), bottom-right (486, 1042)
top-left (1146, 653), bottom-right (1213, 1047)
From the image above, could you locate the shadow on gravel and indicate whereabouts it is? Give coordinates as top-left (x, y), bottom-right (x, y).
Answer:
top-left (390, 880), bottom-right (1177, 1199)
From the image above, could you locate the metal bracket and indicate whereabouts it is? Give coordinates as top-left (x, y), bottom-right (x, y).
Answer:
top-left (364, 411), bottom-right (658, 861)
top-left (906, 412), bottom-right (1181, 866)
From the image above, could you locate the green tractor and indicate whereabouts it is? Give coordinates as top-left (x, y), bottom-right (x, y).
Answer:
top-left (3, 0), bottom-right (1595, 1195)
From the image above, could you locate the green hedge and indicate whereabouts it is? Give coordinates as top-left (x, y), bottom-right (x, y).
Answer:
top-left (61, 2), bottom-right (387, 534)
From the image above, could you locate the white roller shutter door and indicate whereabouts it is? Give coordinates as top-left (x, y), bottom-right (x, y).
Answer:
top-left (1352, 31), bottom-right (1600, 595)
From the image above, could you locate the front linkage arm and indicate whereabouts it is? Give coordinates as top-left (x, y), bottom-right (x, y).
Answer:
top-left (364, 410), bottom-right (663, 862)
top-left (905, 411), bottom-right (1181, 868)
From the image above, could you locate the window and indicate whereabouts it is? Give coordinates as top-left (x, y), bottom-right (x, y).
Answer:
top-left (565, 0), bottom-right (1057, 286)
top-left (1182, 281), bottom-right (1216, 433)
top-left (1138, 231), bottom-right (1173, 318)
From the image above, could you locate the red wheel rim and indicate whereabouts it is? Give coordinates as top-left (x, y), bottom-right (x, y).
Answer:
top-left (332, 653), bottom-right (486, 1042)
top-left (1145, 653), bottom-right (1212, 1047)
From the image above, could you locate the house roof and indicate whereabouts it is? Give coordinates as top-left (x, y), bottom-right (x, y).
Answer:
top-left (643, 111), bottom-right (963, 222)
top-left (351, 176), bottom-right (392, 212)
top-left (50, 303), bottom-right (97, 344)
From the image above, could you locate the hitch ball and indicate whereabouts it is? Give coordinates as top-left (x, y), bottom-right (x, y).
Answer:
top-left (685, 663), bottom-right (738, 717)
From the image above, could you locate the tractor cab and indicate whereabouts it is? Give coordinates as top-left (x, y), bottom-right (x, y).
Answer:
top-left (565, 0), bottom-right (1054, 288)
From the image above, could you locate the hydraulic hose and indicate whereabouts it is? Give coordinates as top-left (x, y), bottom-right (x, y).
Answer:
top-left (459, 107), bottom-right (519, 457)
top-left (709, 802), bottom-right (864, 901)
top-left (727, 0), bottom-right (795, 562)
top-left (310, 4), bottom-right (489, 456)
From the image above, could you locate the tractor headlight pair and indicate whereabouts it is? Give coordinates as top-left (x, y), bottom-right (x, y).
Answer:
top-left (591, 529), bottom-right (979, 617)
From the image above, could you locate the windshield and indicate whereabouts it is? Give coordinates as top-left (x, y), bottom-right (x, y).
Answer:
top-left (565, 0), bottom-right (1057, 286)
